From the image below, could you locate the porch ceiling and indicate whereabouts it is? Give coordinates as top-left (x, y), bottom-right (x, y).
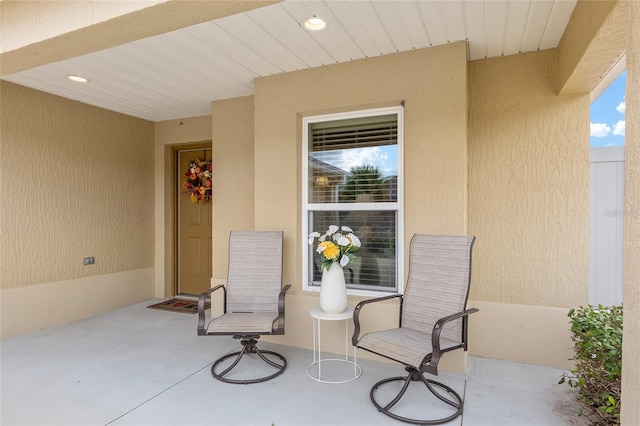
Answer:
top-left (2, 0), bottom-right (578, 122)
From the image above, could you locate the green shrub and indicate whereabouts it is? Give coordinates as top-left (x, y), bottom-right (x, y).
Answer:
top-left (560, 304), bottom-right (623, 425)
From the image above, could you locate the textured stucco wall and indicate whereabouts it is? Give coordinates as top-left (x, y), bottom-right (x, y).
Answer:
top-left (468, 50), bottom-right (590, 308)
top-left (556, 0), bottom-right (621, 95)
top-left (0, 268), bottom-right (154, 338)
top-left (0, 1), bottom-right (164, 54)
top-left (621, 0), bottom-right (640, 422)
top-left (246, 44), bottom-right (468, 363)
top-left (211, 96), bottom-right (255, 281)
top-left (253, 43), bottom-right (469, 293)
top-left (0, 81), bottom-right (155, 289)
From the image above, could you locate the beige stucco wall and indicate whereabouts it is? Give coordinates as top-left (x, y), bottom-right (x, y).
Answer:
top-left (469, 50), bottom-right (590, 307)
top-left (253, 42), bottom-right (469, 292)
top-left (0, 81), bottom-right (156, 338)
top-left (621, 0), bottom-right (640, 423)
top-left (230, 43), bottom-right (469, 367)
top-left (211, 96), bottom-right (255, 281)
top-left (208, 43), bottom-right (587, 370)
top-left (0, 268), bottom-right (154, 338)
top-left (556, 0), bottom-right (621, 95)
top-left (0, 1), bottom-right (164, 54)
top-left (467, 50), bottom-right (589, 367)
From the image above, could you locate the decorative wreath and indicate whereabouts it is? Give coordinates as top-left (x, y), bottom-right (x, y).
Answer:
top-left (183, 159), bottom-right (212, 203)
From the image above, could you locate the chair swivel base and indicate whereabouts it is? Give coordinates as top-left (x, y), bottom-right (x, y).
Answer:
top-left (211, 335), bottom-right (287, 384)
top-left (370, 367), bottom-right (463, 425)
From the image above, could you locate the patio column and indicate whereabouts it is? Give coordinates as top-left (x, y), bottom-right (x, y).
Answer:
top-left (621, 0), bottom-right (640, 424)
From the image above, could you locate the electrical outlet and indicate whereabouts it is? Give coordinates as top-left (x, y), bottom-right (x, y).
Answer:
top-left (83, 257), bottom-right (95, 265)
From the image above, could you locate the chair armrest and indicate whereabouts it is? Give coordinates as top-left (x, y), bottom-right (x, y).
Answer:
top-left (274, 285), bottom-right (291, 333)
top-left (423, 308), bottom-right (479, 374)
top-left (352, 294), bottom-right (403, 346)
top-left (197, 285), bottom-right (226, 336)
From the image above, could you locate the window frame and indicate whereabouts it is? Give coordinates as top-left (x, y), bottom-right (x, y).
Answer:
top-left (302, 106), bottom-right (404, 296)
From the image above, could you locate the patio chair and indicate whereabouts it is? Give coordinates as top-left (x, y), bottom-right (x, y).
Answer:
top-left (197, 230), bottom-right (291, 384)
top-left (352, 234), bottom-right (477, 424)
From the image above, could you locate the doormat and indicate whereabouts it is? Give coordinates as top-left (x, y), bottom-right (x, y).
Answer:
top-left (147, 299), bottom-right (209, 314)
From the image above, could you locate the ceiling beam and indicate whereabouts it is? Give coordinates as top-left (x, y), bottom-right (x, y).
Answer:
top-left (1, 0), bottom-right (281, 77)
top-left (557, 0), bottom-right (627, 96)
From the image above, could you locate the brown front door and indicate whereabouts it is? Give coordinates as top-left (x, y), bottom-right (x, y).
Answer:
top-left (178, 148), bottom-right (212, 296)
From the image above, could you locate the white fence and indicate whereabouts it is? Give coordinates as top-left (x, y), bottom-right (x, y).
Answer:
top-left (590, 146), bottom-right (625, 306)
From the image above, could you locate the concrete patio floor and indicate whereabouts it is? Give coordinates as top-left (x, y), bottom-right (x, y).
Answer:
top-left (1, 300), bottom-right (588, 426)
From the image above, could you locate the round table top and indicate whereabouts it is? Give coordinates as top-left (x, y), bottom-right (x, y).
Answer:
top-left (310, 306), bottom-right (354, 321)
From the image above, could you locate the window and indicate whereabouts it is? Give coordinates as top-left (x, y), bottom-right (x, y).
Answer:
top-left (302, 106), bottom-right (403, 295)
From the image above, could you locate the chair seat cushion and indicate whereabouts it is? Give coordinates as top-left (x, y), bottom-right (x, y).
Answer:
top-left (358, 328), bottom-right (460, 369)
top-left (206, 312), bottom-right (278, 334)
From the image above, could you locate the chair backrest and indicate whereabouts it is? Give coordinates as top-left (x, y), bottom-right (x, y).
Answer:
top-left (226, 231), bottom-right (283, 313)
top-left (402, 234), bottom-right (475, 344)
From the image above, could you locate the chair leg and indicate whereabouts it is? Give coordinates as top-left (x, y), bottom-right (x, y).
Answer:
top-left (211, 336), bottom-right (287, 384)
top-left (370, 367), bottom-right (463, 425)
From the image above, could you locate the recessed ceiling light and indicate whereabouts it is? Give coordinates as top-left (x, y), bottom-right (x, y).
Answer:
top-left (67, 75), bottom-right (89, 83)
top-left (301, 16), bottom-right (327, 32)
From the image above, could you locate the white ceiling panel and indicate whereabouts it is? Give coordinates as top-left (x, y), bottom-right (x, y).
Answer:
top-left (520, 1), bottom-right (555, 53)
top-left (190, 23), bottom-right (277, 78)
top-left (539, 0), bottom-right (579, 50)
top-left (417, 1), bottom-right (450, 47)
top-left (2, 0), bottom-right (578, 122)
top-left (484, 1), bottom-right (509, 59)
top-left (321, 1), bottom-right (382, 58)
top-left (248, 5), bottom-right (333, 67)
top-left (503, 1), bottom-right (532, 55)
top-left (370, 2), bottom-right (414, 51)
top-left (438, 1), bottom-right (467, 45)
top-left (328, 1), bottom-right (395, 57)
top-left (389, 1), bottom-right (430, 50)
top-left (462, 1), bottom-right (486, 60)
top-left (163, 31), bottom-right (257, 93)
top-left (214, 15), bottom-right (291, 74)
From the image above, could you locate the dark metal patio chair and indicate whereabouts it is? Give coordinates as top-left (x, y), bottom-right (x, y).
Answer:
top-left (352, 234), bottom-right (477, 424)
top-left (197, 230), bottom-right (290, 384)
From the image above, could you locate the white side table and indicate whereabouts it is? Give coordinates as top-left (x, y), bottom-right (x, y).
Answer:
top-left (307, 307), bottom-right (362, 383)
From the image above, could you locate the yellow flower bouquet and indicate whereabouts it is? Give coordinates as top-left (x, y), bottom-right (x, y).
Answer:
top-left (308, 225), bottom-right (361, 271)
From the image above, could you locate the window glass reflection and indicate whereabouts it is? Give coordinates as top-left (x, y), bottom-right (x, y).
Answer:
top-left (309, 211), bottom-right (396, 289)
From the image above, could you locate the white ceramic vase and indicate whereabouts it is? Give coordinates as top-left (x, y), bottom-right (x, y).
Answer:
top-left (319, 262), bottom-right (348, 314)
